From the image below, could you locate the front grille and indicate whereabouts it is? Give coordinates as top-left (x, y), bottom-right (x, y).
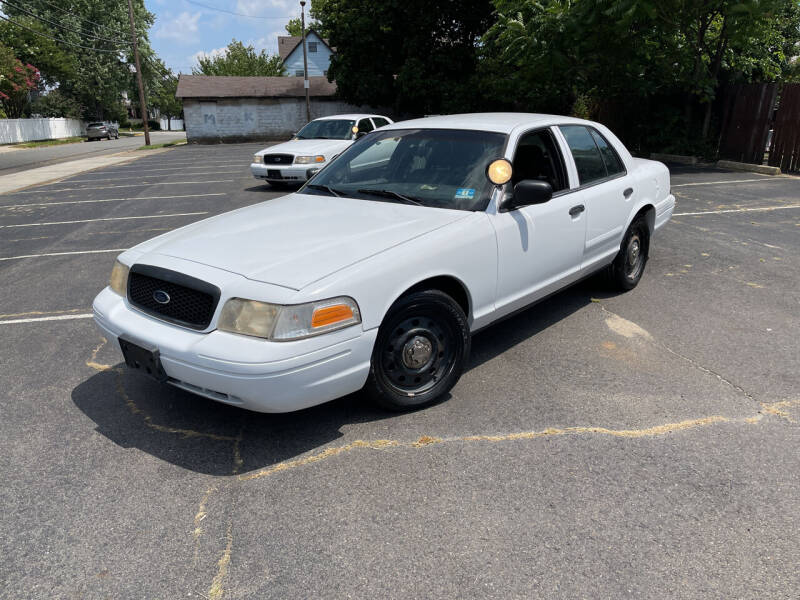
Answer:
top-left (262, 154), bottom-right (294, 165)
top-left (127, 265), bottom-right (220, 330)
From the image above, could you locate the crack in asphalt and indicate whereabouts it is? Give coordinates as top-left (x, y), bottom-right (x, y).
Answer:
top-left (593, 302), bottom-right (760, 405)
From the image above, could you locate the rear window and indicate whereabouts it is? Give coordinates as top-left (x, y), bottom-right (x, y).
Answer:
top-left (589, 129), bottom-right (625, 176)
top-left (559, 125), bottom-right (608, 185)
top-left (372, 117), bottom-right (390, 128)
top-left (88, 123), bottom-right (104, 127)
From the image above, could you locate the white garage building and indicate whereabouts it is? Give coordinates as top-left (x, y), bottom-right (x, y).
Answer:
top-left (176, 75), bottom-right (372, 143)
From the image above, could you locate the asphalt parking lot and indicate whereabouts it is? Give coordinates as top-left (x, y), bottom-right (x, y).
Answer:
top-left (1, 145), bottom-right (798, 599)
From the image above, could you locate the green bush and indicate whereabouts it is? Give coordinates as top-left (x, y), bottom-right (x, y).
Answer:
top-left (147, 119), bottom-right (161, 131)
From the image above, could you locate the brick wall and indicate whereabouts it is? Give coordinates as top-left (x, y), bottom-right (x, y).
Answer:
top-left (183, 98), bottom-right (376, 143)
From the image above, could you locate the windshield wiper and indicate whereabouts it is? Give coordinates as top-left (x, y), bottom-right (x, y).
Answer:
top-left (357, 188), bottom-right (424, 206)
top-left (306, 184), bottom-right (343, 197)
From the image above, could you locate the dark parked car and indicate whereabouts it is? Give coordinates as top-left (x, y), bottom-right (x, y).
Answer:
top-left (87, 122), bottom-right (119, 141)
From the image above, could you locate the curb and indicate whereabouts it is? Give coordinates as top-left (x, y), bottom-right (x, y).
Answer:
top-left (716, 160), bottom-right (781, 176)
top-left (0, 146), bottom-right (178, 195)
top-left (650, 153), bottom-right (698, 165)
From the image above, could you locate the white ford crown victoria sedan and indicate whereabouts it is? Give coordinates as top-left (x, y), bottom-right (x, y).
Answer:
top-left (250, 113), bottom-right (393, 186)
top-left (93, 113), bottom-right (674, 413)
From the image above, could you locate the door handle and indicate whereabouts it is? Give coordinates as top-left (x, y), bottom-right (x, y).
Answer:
top-left (623, 187), bottom-right (634, 198)
top-left (569, 205), bottom-right (585, 217)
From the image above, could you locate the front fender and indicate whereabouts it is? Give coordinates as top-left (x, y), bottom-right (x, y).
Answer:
top-left (297, 212), bottom-right (499, 332)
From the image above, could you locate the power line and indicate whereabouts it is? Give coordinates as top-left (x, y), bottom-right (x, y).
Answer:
top-left (183, 0), bottom-right (292, 20)
top-left (0, 0), bottom-right (130, 46)
top-left (0, 13), bottom-right (124, 53)
top-left (23, 0), bottom-right (131, 37)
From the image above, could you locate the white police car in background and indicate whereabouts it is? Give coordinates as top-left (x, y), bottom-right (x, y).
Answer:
top-left (250, 114), bottom-right (393, 186)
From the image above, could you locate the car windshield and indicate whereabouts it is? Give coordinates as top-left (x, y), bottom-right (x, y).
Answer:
top-left (296, 119), bottom-right (355, 140)
top-left (301, 128), bottom-right (506, 211)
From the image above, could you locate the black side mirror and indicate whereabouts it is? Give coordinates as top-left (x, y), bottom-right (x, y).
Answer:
top-left (355, 131), bottom-right (367, 139)
top-left (502, 180), bottom-right (553, 211)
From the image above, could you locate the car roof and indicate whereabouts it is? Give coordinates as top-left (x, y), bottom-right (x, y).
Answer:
top-left (382, 112), bottom-right (591, 134)
top-left (314, 114), bottom-right (387, 121)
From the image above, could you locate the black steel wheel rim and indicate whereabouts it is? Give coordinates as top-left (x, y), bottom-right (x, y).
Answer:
top-left (625, 230), bottom-right (645, 280)
top-left (379, 314), bottom-right (458, 396)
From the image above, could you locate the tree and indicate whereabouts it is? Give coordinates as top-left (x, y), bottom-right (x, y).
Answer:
top-left (151, 73), bottom-right (182, 130)
top-left (31, 88), bottom-right (84, 118)
top-left (286, 1), bottom-right (328, 37)
top-left (480, 0), bottom-right (800, 152)
top-left (0, 0), bottom-right (158, 121)
top-left (0, 44), bottom-right (40, 118)
top-left (317, 0), bottom-right (494, 115)
top-left (0, 17), bottom-right (76, 87)
top-left (192, 40), bottom-right (285, 76)
top-left (285, 18), bottom-right (303, 36)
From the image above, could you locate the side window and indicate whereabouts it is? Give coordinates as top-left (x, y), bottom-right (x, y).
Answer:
top-left (372, 117), bottom-right (390, 128)
top-left (511, 129), bottom-right (567, 192)
top-left (589, 128), bottom-right (625, 176)
top-left (308, 41), bottom-right (318, 53)
top-left (559, 125), bottom-right (608, 185)
top-left (357, 118), bottom-right (374, 133)
top-left (295, 69), bottom-right (304, 77)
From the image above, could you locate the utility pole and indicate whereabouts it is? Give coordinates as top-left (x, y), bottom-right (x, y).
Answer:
top-left (127, 0), bottom-right (150, 146)
top-left (300, 0), bottom-right (311, 123)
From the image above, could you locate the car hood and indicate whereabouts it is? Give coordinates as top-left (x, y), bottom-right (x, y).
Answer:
top-left (131, 193), bottom-right (471, 290)
top-left (257, 138), bottom-right (352, 159)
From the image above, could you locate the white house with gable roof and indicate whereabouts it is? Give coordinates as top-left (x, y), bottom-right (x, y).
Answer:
top-left (278, 30), bottom-right (335, 78)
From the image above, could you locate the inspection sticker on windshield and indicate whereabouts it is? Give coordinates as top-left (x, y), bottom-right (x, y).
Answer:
top-left (455, 188), bottom-right (475, 200)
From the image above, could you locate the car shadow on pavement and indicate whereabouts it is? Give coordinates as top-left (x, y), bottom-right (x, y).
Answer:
top-left (72, 276), bottom-right (617, 476)
top-left (242, 183), bottom-right (301, 193)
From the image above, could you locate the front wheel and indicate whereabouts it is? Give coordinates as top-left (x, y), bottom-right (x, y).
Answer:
top-left (606, 216), bottom-right (650, 291)
top-left (364, 290), bottom-right (470, 411)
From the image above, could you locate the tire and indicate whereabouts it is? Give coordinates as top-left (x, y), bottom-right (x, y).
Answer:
top-left (364, 290), bottom-right (470, 411)
top-left (606, 215), bottom-right (650, 291)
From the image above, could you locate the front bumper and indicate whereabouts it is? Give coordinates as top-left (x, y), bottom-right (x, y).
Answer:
top-left (92, 286), bottom-right (376, 413)
top-left (87, 131), bottom-right (109, 139)
top-left (250, 162), bottom-right (315, 182)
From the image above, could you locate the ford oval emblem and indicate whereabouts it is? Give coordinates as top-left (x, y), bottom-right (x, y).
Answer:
top-left (153, 290), bottom-right (171, 305)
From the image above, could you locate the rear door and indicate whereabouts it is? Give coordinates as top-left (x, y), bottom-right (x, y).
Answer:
top-left (356, 118), bottom-right (375, 136)
top-left (557, 125), bottom-right (633, 269)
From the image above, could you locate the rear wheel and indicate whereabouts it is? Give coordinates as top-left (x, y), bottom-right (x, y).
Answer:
top-left (606, 216), bottom-right (650, 290)
top-left (364, 290), bottom-right (470, 411)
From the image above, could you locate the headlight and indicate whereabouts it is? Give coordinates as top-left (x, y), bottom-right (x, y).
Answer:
top-left (253, 154), bottom-right (263, 164)
top-left (109, 260), bottom-right (129, 296)
top-left (294, 155), bottom-right (325, 164)
top-left (218, 296), bottom-right (360, 341)
top-left (218, 298), bottom-right (278, 338)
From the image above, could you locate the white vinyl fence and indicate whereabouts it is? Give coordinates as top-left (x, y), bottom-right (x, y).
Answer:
top-left (159, 118), bottom-right (184, 131)
top-left (0, 118), bottom-right (87, 144)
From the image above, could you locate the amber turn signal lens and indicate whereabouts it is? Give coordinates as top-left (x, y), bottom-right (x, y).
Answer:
top-left (311, 304), bottom-right (354, 328)
top-left (487, 158), bottom-right (513, 185)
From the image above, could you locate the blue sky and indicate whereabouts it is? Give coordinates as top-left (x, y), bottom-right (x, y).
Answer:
top-left (147, 0), bottom-right (301, 74)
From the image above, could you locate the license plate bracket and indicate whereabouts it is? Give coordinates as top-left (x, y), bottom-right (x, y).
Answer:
top-left (119, 336), bottom-right (168, 382)
top-left (267, 169), bottom-right (282, 179)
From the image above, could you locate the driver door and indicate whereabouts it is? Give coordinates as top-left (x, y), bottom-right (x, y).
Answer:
top-left (490, 127), bottom-right (587, 316)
